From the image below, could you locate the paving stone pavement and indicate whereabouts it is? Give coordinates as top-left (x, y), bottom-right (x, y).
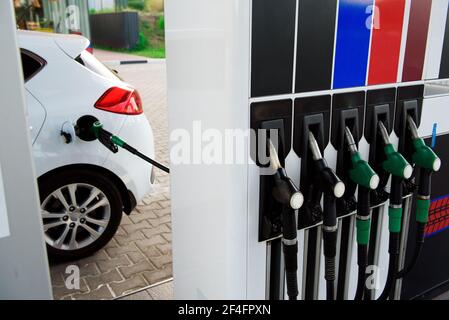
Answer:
top-left (50, 54), bottom-right (171, 300)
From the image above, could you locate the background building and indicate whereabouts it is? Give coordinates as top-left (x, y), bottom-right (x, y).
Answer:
top-left (14, 0), bottom-right (91, 39)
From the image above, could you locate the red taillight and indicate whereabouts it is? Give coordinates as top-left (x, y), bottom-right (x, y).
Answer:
top-left (94, 87), bottom-right (143, 115)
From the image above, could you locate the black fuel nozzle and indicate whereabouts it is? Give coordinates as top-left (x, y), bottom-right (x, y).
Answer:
top-left (308, 132), bottom-right (345, 200)
top-left (308, 131), bottom-right (344, 300)
top-left (268, 140), bottom-right (304, 211)
top-left (267, 139), bottom-right (303, 300)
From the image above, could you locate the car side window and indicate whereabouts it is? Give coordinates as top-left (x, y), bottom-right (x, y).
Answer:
top-left (20, 49), bottom-right (46, 82)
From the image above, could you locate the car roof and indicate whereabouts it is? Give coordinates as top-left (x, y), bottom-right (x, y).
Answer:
top-left (17, 30), bottom-right (89, 59)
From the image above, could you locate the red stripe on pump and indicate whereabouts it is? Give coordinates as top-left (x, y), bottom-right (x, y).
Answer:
top-left (368, 0), bottom-right (406, 85)
top-left (402, 0), bottom-right (433, 81)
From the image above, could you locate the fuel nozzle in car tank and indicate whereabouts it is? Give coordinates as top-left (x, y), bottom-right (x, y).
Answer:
top-left (267, 139), bottom-right (303, 300)
top-left (74, 115), bottom-right (170, 173)
top-left (308, 131), bottom-right (344, 300)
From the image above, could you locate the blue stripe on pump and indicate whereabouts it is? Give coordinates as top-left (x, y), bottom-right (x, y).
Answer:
top-left (333, 0), bottom-right (374, 89)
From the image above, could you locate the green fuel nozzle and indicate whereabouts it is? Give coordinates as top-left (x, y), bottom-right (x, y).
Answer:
top-left (378, 121), bottom-right (413, 180)
top-left (344, 127), bottom-right (379, 190)
top-left (407, 116), bottom-right (441, 172)
top-left (75, 115), bottom-right (170, 173)
top-left (406, 116), bottom-right (440, 226)
top-left (93, 121), bottom-right (126, 148)
top-left (343, 128), bottom-right (377, 300)
top-left (92, 121), bottom-right (103, 138)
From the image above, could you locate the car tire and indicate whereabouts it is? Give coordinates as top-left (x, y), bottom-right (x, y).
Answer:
top-left (39, 168), bottom-right (123, 261)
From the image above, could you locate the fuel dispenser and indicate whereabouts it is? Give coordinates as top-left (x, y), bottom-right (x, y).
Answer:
top-left (292, 96), bottom-right (345, 300)
top-left (250, 100), bottom-right (303, 300)
top-left (329, 92), bottom-right (375, 300)
top-left (166, 0), bottom-right (449, 300)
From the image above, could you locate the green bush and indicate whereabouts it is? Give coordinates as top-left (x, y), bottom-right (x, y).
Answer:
top-left (128, 0), bottom-right (145, 11)
top-left (157, 16), bottom-right (165, 30)
top-left (133, 32), bottom-right (149, 50)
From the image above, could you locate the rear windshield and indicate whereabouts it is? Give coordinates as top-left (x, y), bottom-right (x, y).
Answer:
top-left (75, 50), bottom-right (121, 81)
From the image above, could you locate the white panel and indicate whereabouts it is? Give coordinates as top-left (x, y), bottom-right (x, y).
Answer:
top-left (374, 204), bottom-right (389, 299)
top-left (0, 167), bottom-right (10, 239)
top-left (420, 91), bottom-right (449, 137)
top-left (424, 0), bottom-right (449, 80)
top-left (247, 162), bottom-right (267, 299)
top-left (166, 0), bottom-right (251, 299)
top-left (347, 225), bottom-right (358, 299)
top-left (318, 235), bottom-right (326, 300)
top-left (296, 229), bottom-right (305, 300)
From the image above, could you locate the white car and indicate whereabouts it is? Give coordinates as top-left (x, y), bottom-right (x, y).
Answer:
top-left (18, 31), bottom-right (155, 260)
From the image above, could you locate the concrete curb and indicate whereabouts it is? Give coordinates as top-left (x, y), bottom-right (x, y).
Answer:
top-left (103, 59), bottom-right (165, 67)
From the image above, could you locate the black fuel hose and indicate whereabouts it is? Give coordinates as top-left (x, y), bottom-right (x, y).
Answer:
top-left (396, 168), bottom-right (431, 279)
top-left (308, 132), bottom-right (343, 301)
top-left (377, 176), bottom-right (402, 300)
top-left (272, 172), bottom-right (301, 300)
top-left (354, 187), bottom-right (370, 300)
top-left (323, 192), bottom-right (338, 300)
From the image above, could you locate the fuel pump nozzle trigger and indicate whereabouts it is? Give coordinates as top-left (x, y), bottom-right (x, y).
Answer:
top-left (308, 131), bottom-right (344, 300)
top-left (267, 139), bottom-right (303, 300)
top-left (345, 127), bottom-right (379, 191)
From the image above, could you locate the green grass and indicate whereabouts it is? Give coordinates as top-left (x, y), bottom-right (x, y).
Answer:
top-left (134, 47), bottom-right (165, 59)
top-left (94, 45), bottom-right (165, 59)
top-left (91, 11), bottom-right (165, 59)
